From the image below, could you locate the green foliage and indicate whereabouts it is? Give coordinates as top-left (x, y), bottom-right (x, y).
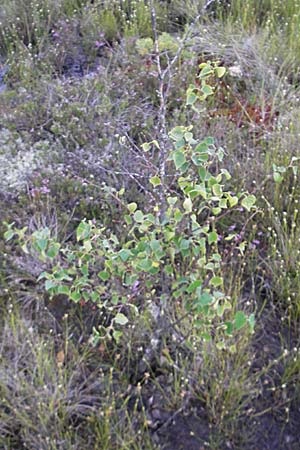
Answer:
top-left (5, 62), bottom-right (256, 345)
top-left (186, 60), bottom-right (226, 110)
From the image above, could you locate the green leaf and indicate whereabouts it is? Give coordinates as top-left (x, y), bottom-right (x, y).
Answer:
top-left (225, 322), bottom-right (233, 336)
top-left (142, 140), bottom-right (160, 151)
top-left (57, 285), bottom-right (70, 295)
top-left (141, 142), bottom-right (151, 152)
top-left (217, 147), bottom-right (224, 161)
top-left (221, 168), bottom-right (231, 180)
top-left (201, 332), bottom-right (212, 342)
top-left (114, 313), bottom-right (129, 325)
top-left (111, 295), bottom-right (119, 305)
top-left (219, 198), bottom-right (227, 209)
top-left (186, 280), bottom-right (202, 293)
top-left (208, 231), bottom-right (218, 244)
top-left (195, 142), bottom-right (209, 152)
top-left (133, 210), bottom-right (144, 222)
top-left (76, 221), bottom-right (91, 241)
top-left (70, 291), bottom-right (81, 303)
top-left (212, 184), bottom-right (222, 197)
top-left (167, 196), bottom-right (178, 206)
top-left (273, 172), bottom-right (283, 183)
top-left (210, 276), bottom-right (223, 287)
top-left (183, 197), bottom-right (193, 213)
top-left (186, 91), bottom-right (197, 105)
top-left (198, 167), bottom-right (207, 180)
top-left (212, 207), bottom-right (221, 216)
top-left (174, 209), bottom-right (183, 222)
top-left (145, 213), bottom-right (156, 224)
top-left (124, 214), bottom-right (132, 225)
top-left (36, 238), bottom-right (48, 252)
top-left (4, 229), bottom-right (15, 241)
top-left (234, 311), bottom-right (247, 330)
top-left (174, 138), bottom-right (186, 149)
top-left (215, 66), bottom-right (226, 78)
top-left (80, 264), bottom-right (89, 277)
top-left (199, 65), bottom-right (213, 78)
top-left (217, 301), bottom-right (228, 316)
top-left (173, 150), bottom-right (186, 169)
top-left (46, 243), bottom-right (60, 259)
top-left (150, 239), bottom-right (161, 252)
top-left (212, 253), bottom-right (221, 262)
top-left (45, 279), bottom-right (56, 291)
top-left (113, 330), bottom-right (123, 343)
top-left (151, 140), bottom-right (160, 149)
top-left (241, 195), bottom-right (256, 212)
top-left (248, 313), bottom-right (255, 333)
top-left (54, 269), bottom-right (72, 281)
top-left (169, 126), bottom-right (185, 141)
top-left (225, 234), bottom-right (236, 241)
top-left (192, 153), bottom-right (208, 165)
top-left (137, 258), bottom-right (152, 271)
top-left (127, 202), bottom-right (137, 213)
top-left (91, 292), bottom-right (100, 303)
top-left (37, 271), bottom-right (48, 281)
top-left (228, 195), bottom-right (238, 207)
top-left (180, 239), bottom-right (190, 250)
top-left (164, 230), bottom-right (175, 241)
top-left (205, 137), bottom-right (214, 145)
top-left (184, 132), bottom-right (194, 142)
top-left (150, 176), bottom-right (161, 187)
top-left (165, 265), bottom-right (173, 275)
top-left (83, 239), bottom-right (92, 252)
top-left (201, 84), bottom-right (213, 96)
top-left (83, 292), bottom-right (89, 302)
top-left (98, 271), bottom-right (110, 281)
top-left (199, 292), bottom-right (213, 306)
top-left (119, 249), bottom-right (132, 262)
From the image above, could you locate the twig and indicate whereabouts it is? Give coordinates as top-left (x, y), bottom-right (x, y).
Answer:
top-left (149, 0), bottom-right (167, 218)
top-left (149, 1), bottom-right (205, 219)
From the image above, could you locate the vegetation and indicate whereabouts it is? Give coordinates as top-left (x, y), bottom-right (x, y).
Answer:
top-left (1, 1), bottom-right (300, 449)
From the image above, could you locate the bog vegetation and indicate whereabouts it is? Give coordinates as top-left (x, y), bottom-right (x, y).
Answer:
top-left (1, 1), bottom-right (300, 449)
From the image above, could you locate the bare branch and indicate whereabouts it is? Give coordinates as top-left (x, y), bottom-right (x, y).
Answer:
top-left (149, 1), bottom-right (205, 219)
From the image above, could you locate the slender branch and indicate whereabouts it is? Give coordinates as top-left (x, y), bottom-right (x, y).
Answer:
top-left (161, 12), bottom-right (203, 80)
top-left (149, 0), bottom-right (167, 219)
top-left (149, 1), bottom-right (205, 219)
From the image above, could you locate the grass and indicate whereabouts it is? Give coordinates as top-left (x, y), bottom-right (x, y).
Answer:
top-left (0, 308), bottom-right (155, 449)
top-left (1, 1), bottom-right (300, 449)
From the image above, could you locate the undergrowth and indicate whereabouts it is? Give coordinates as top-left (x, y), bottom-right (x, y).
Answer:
top-left (1, 1), bottom-right (300, 449)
